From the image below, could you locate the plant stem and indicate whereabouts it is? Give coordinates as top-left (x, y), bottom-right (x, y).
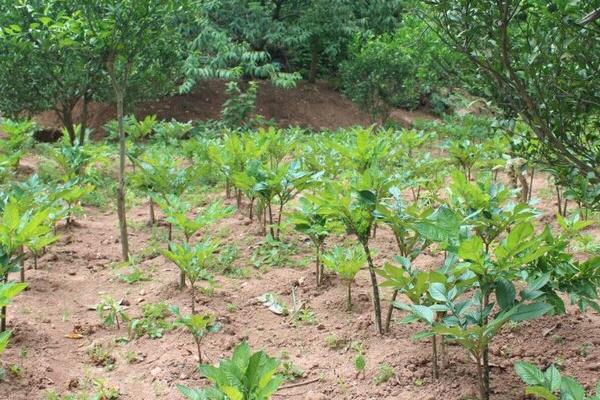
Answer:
top-left (432, 335), bottom-right (439, 379)
top-left (315, 246), bottom-right (321, 287)
top-left (361, 242), bottom-right (383, 335)
top-left (384, 290), bottom-right (399, 333)
top-left (346, 281), bottom-right (352, 312)
top-left (149, 197), bottom-right (156, 226)
top-left (195, 336), bottom-right (202, 363)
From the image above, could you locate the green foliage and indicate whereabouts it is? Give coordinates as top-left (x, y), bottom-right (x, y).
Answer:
top-left (162, 241), bottom-right (219, 286)
top-left (96, 296), bottom-right (129, 330)
top-left (128, 302), bottom-right (173, 340)
top-left (515, 361), bottom-right (600, 400)
top-left (177, 341), bottom-right (284, 400)
top-left (0, 118), bottom-right (36, 168)
top-left (423, 1), bottom-right (600, 208)
top-left (170, 305), bottom-right (221, 363)
top-left (221, 81), bottom-right (259, 128)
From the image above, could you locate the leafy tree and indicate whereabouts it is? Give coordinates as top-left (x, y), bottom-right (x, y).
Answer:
top-left (0, 1), bottom-right (104, 144)
top-left (78, 0), bottom-right (189, 261)
top-left (423, 1), bottom-right (600, 207)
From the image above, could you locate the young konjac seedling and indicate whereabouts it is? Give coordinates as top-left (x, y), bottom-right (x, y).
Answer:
top-left (96, 296), bottom-right (129, 330)
top-left (178, 341), bottom-right (284, 400)
top-left (290, 197), bottom-right (331, 287)
top-left (321, 245), bottom-right (366, 311)
top-left (162, 240), bottom-right (219, 312)
top-left (170, 306), bottom-right (220, 363)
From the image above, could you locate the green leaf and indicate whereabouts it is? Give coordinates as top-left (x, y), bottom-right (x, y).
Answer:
top-left (429, 282), bottom-right (447, 302)
top-left (0, 330), bottom-right (11, 354)
top-left (545, 365), bottom-right (561, 393)
top-left (495, 278), bottom-right (516, 310)
top-left (560, 377), bottom-right (585, 400)
top-left (411, 305), bottom-right (435, 325)
top-left (515, 361), bottom-right (545, 386)
top-left (511, 302), bottom-right (553, 322)
top-left (458, 236), bottom-right (485, 265)
top-left (525, 386), bottom-right (558, 400)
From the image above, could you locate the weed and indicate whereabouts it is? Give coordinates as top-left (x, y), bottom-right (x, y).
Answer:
top-left (278, 360), bottom-right (305, 381)
top-left (374, 363), bottom-right (395, 385)
top-left (87, 344), bottom-right (116, 369)
top-left (128, 302), bottom-right (174, 339)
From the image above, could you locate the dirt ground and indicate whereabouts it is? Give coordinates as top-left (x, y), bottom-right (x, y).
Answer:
top-left (33, 80), bottom-right (434, 137)
top-left (1, 172), bottom-right (599, 400)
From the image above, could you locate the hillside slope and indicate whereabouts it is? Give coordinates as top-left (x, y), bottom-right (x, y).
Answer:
top-left (35, 80), bottom-right (433, 134)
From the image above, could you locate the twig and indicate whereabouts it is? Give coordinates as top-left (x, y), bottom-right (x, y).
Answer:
top-left (278, 377), bottom-right (321, 390)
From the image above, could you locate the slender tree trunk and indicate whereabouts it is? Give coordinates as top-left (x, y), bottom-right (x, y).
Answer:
top-left (528, 168), bottom-right (535, 201)
top-left (80, 92), bottom-right (91, 145)
top-left (361, 242), bottom-right (383, 335)
top-left (108, 60), bottom-right (130, 262)
top-left (556, 185), bottom-right (563, 216)
top-left (308, 40), bottom-right (319, 83)
top-left (116, 90), bottom-right (130, 261)
top-left (33, 253), bottom-right (38, 270)
top-left (385, 290), bottom-right (399, 333)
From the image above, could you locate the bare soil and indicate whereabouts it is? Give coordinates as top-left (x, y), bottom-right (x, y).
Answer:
top-left (1, 172), bottom-right (599, 400)
top-left (33, 80), bottom-right (434, 138)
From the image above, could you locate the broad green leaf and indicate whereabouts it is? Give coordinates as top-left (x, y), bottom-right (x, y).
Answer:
top-left (515, 361), bottom-right (545, 386)
top-left (495, 278), bottom-right (516, 310)
top-left (511, 302), bottom-right (553, 322)
top-left (560, 377), bottom-right (585, 400)
top-left (411, 305), bottom-right (434, 325)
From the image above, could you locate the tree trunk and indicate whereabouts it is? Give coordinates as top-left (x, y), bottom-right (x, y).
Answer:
top-left (476, 354), bottom-right (488, 400)
top-left (361, 243), bottom-right (383, 335)
top-left (80, 92), bottom-right (91, 145)
top-left (308, 40), bottom-right (319, 83)
top-left (115, 88), bottom-right (130, 261)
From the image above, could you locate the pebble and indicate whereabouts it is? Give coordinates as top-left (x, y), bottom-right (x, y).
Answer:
top-left (303, 391), bottom-right (327, 400)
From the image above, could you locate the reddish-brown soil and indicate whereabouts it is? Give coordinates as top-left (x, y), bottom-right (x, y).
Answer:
top-left (33, 80), bottom-right (434, 138)
top-left (34, 80), bottom-right (369, 135)
top-left (1, 171), bottom-right (599, 400)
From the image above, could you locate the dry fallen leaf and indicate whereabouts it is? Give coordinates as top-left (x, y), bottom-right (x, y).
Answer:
top-left (64, 332), bottom-right (84, 339)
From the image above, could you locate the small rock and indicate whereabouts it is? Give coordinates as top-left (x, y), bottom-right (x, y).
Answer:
top-left (316, 324), bottom-right (325, 331)
top-left (68, 270), bottom-right (76, 276)
top-left (151, 367), bottom-right (162, 377)
top-left (304, 391), bottom-right (327, 400)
